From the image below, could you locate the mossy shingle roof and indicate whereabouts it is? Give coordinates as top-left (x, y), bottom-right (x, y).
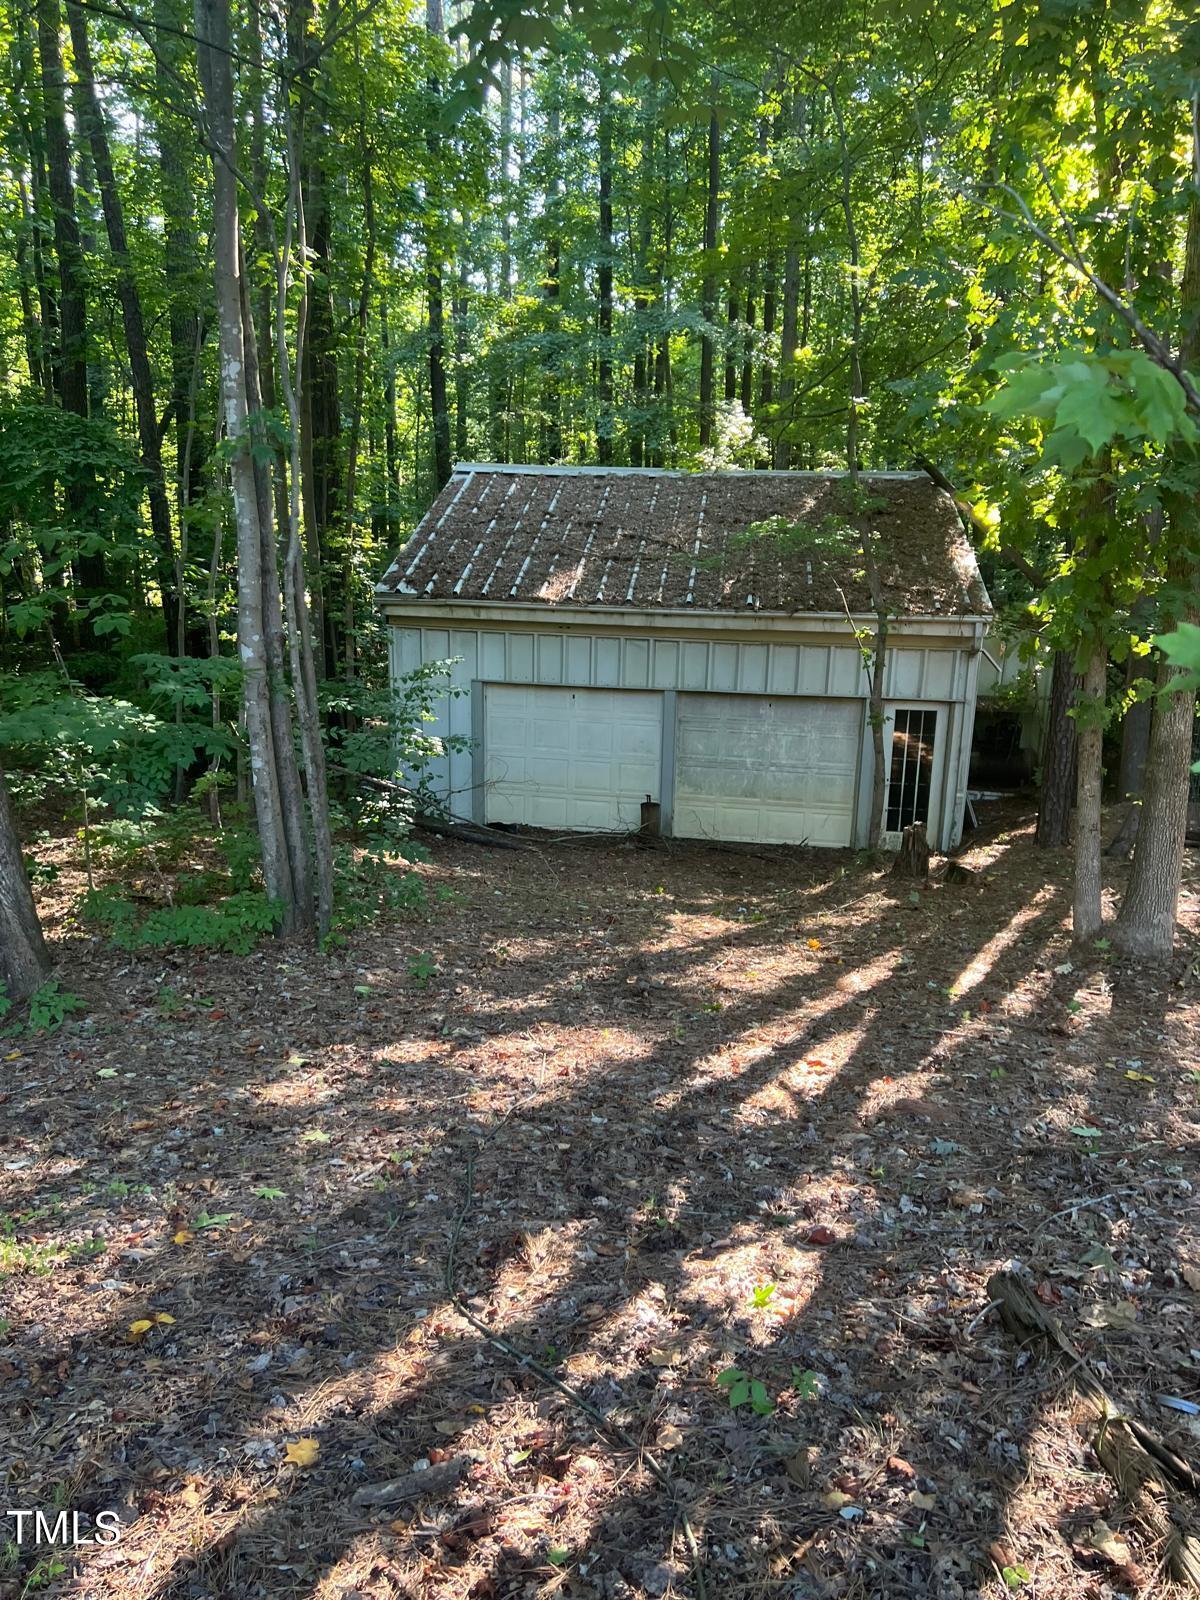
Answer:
top-left (376, 465), bottom-right (990, 617)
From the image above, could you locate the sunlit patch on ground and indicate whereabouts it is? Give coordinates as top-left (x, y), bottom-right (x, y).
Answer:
top-left (2, 806), bottom-right (1199, 1599)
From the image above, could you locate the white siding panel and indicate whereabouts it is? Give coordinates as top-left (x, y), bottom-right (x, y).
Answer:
top-left (566, 635), bottom-right (592, 683)
top-left (623, 637), bottom-right (651, 687)
top-left (479, 631), bottom-right (507, 679)
top-left (738, 644), bottom-right (769, 693)
top-left (394, 627), bottom-right (423, 674)
top-left (768, 646), bottom-right (799, 695)
top-left (681, 641), bottom-right (709, 689)
top-left (923, 651), bottom-right (956, 699)
top-left (595, 637), bottom-right (622, 685)
top-left (536, 634), bottom-right (564, 684)
top-left (449, 630), bottom-right (478, 681)
top-left (423, 628), bottom-right (451, 666)
top-left (652, 639), bottom-right (681, 687)
top-left (828, 647), bottom-right (864, 695)
top-left (507, 633), bottom-right (535, 681)
top-left (484, 686), bottom-right (662, 831)
top-left (711, 643), bottom-right (739, 691)
top-left (675, 695), bottom-right (861, 845)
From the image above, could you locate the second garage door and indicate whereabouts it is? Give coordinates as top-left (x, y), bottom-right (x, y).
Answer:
top-left (673, 694), bottom-right (861, 845)
top-left (484, 685), bottom-right (662, 831)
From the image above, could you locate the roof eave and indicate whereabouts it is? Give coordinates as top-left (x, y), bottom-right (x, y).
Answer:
top-left (373, 592), bottom-right (991, 633)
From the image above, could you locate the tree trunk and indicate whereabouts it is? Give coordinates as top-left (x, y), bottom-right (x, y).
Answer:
top-left (1073, 643), bottom-right (1107, 942)
top-left (277, 10), bottom-right (335, 937)
top-left (1112, 132), bottom-right (1200, 959)
top-left (155, 0), bottom-right (206, 523)
top-left (1112, 653), bottom-right (1195, 960)
top-left (1037, 650), bottom-right (1078, 847)
top-left (0, 758), bottom-right (50, 1005)
top-left (68, 1), bottom-right (180, 653)
top-left (195, 0), bottom-right (304, 932)
top-left (37, 0), bottom-right (86, 418)
top-left (775, 242), bottom-right (800, 467)
top-left (543, 88), bottom-right (563, 463)
top-left (698, 94), bottom-right (719, 450)
top-left (425, 0), bottom-right (452, 489)
top-left (1106, 661), bottom-right (1153, 858)
top-left (724, 292), bottom-right (738, 403)
top-left (740, 286), bottom-right (754, 413)
top-left (597, 84), bottom-right (614, 465)
top-left (37, 0), bottom-right (103, 605)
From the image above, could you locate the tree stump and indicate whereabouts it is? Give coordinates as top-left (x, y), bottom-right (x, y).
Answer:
top-left (944, 859), bottom-right (982, 884)
top-left (892, 822), bottom-right (930, 879)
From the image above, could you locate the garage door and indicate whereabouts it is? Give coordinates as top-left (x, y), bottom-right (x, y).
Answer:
top-left (674, 694), bottom-right (861, 845)
top-left (484, 685), bottom-right (662, 831)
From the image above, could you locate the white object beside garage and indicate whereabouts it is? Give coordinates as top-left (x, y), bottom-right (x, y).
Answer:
top-left (376, 465), bottom-right (992, 852)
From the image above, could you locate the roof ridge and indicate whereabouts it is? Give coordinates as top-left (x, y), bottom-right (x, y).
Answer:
top-left (448, 463), bottom-right (930, 481)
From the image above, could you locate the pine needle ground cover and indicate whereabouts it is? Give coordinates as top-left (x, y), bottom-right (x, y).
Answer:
top-left (2, 813), bottom-right (1199, 1600)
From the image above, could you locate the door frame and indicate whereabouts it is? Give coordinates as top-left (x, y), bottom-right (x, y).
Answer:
top-left (879, 702), bottom-right (948, 851)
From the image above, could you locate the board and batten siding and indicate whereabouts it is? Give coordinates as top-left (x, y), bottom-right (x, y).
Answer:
top-left (388, 623), bottom-right (982, 849)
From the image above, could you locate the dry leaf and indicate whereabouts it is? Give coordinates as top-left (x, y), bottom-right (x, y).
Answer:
top-left (1181, 1264), bottom-right (1200, 1292)
top-left (284, 1437), bottom-right (320, 1467)
top-left (658, 1423), bottom-right (684, 1450)
top-left (910, 1489), bottom-right (936, 1510)
top-left (786, 1446), bottom-right (819, 1487)
top-left (1087, 1522), bottom-right (1131, 1565)
top-left (1087, 1300), bottom-right (1138, 1329)
top-left (822, 1489), bottom-right (852, 1510)
top-left (173, 1230), bottom-right (193, 1245)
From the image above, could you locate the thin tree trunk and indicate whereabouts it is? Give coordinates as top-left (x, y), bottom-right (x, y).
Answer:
top-left (423, 0), bottom-right (452, 487)
top-left (776, 232), bottom-right (800, 467)
top-left (543, 88), bottom-right (563, 462)
top-left (1106, 660), bottom-right (1153, 858)
top-left (37, 0), bottom-right (86, 420)
top-left (1073, 642), bottom-right (1107, 942)
top-left (724, 292), bottom-right (738, 403)
top-left (597, 83), bottom-right (614, 464)
top-left (698, 92), bottom-right (719, 450)
top-left (342, 98), bottom-right (376, 682)
top-left (741, 285), bottom-right (754, 413)
top-left (0, 757), bottom-right (50, 1005)
top-left (155, 0), bottom-right (206, 523)
top-left (277, 68), bottom-right (334, 938)
top-left (37, 0), bottom-right (102, 606)
top-left (68, 1), bottom-right (180, 652)
top-left (195, 0), bottom-right (302, 931)
top-left (1037, 650), bottom-right (1078, 846)
top-left (238, 236), bottom-right (313, 925)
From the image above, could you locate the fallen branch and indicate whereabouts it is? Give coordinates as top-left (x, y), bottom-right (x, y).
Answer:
top-left (351, 1454), bottom-right (469, 1508)
top-left (988, 1270), bottom-right (1200, 1590)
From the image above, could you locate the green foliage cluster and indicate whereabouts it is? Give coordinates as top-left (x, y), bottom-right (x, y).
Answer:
top-left (80, 889), bottom-right (284, 954)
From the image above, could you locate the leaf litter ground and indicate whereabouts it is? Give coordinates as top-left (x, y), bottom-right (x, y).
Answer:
top-left (3, 812), bottom-right (1200, 1600)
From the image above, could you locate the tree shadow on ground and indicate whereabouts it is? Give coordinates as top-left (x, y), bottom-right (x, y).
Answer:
top-left (1, 819), bottom-right (1197, 1600)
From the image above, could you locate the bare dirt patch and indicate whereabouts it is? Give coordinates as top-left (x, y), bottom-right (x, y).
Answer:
top-left (3, 816), bottom-right (1200, 1599)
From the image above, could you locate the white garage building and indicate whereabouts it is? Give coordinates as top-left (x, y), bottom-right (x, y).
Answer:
top-left (375, 465), bottom-right (991, 851)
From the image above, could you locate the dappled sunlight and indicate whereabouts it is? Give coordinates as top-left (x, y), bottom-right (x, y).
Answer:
top-left (5, 822), bottom-right (1198, 1600)
top-left (950, 886), bottom-right (1058, 1000)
